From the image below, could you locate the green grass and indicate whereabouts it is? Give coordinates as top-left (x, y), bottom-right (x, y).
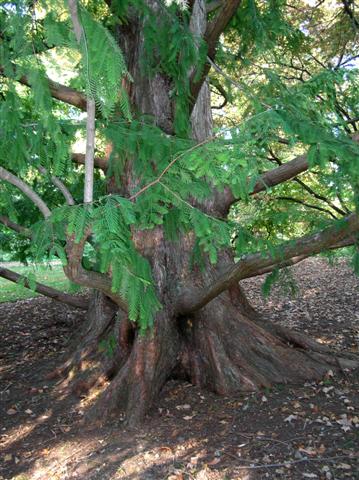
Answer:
top-left (0, 262), bottom-right (74, 303)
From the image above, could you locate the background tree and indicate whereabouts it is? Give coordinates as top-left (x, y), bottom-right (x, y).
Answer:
top-left (0, 0), bottom-right (358, 425)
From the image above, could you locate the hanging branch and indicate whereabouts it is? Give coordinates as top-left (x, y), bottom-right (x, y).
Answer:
top-left (0, 166), bottom-right (51, 218)
top-left (0, 266), bottom-right (88, 310)
top-left (83, 100), bottom-right (96, 203)
top-left (68, 0), bottom-right (96, 204)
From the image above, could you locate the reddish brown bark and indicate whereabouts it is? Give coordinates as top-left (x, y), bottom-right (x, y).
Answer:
top-left (65, 226), bottom-right (358, 427)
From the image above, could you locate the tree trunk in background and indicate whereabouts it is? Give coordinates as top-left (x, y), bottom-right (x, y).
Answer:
top-left (61, 0), bottom-right (358, 426)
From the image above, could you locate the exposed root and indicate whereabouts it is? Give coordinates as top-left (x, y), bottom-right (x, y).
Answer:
top-left (86, 312), bottom-right (181, 427)
top-left (59, 291), bottom-right (359, 427)
top-left (48, 292), bottom-right (131, 396)
top-left (179, 296), bottom-right (359, 394)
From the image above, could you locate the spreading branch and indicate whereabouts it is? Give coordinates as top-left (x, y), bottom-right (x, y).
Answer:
top-left (0, 215), bottom-right (31, 236)
top-left (206, 0), bottom-right (223, 13)
top-left (274, 195), bottom-right (338, 220)
top-left (71, 152), bottom-right (108, 172)
top-left (38, 166), bottom-right (75, 206)
top-left (64, 231), bottom-right (128, 311)
top-left (244, 236), bottom-right (357, 279)
top-left (177, 213), bottom-right (359, 314)
top-left (210, 80), bottom-right (228, 109)
top-left (293, 177), bottom-right (347, 217)
top-left (221, 154), bottom-right (309, 214)
top-left (268, 151), bottom-right (348, 217)
top-left (0, 266), bottom-right (88, 310)
top-left (0, 166), bottom-right (51, 218)
top-left (0, 65), bottom-right (87, 111)
top-left (190, 0), bottom-right (241, 111)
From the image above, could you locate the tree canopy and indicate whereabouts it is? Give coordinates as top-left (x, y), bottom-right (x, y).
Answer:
top-left (0, 0), bottom-right (358, 330)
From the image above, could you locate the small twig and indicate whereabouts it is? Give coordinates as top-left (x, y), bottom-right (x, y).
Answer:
top-left (0, 382), bottom-right (13, 395)
top-left (0, 166), bottom-right (51, 218)
top-left (37, 166), bottom-right (75, 206)
top-left (129, 136), bottom-right (217, 201)
top-left (235, 454), bottom-right (357, 470)
top-left (238, 432), bottom-right (292, 447)
top-left (207, 57), bottom-right (272, 109)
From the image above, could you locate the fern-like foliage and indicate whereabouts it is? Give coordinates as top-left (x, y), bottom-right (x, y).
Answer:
top-left (77, 7), bottom-right (132, 119)
top-left (41, 197), bottom-right (161, 331)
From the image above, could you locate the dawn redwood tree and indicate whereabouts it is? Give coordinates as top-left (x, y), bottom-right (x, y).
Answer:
top-left (0, 0), bottom-right (359, 425)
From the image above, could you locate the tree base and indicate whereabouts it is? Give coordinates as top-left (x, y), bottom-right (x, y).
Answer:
top-left (58, 291), bottom-right (358, 427)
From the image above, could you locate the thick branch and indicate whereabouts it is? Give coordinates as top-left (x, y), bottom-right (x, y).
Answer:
top-left (177, 213), bottom-right (359, 314)
top-left (0, 215), bottom-right (31, 236)
top-left (0, 65), bottom-right (87, 111)
top-left (252, 155), bottom-right (309, 194)
top-left (245, 236), bottom-right (357, 279)
top-left (190, 0), bottom-right (241, 110)
top-left (38, 166), bottom-right (75, 206)
top-left (71, 152), bottom-right (108, 171)
top-left (0, 266), bottom-right (88, 310)
top-left (0, 167), bottom-right (51, 218)
top-left (205, 0), bottom-right (241, 59)
top-left (221, 154), bottom-right (309, 213)
top-left (64, 232), bottom-right (127, 311)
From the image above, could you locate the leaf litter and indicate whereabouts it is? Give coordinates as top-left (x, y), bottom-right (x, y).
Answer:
top-left (0, 258), bottom-right (358, 479)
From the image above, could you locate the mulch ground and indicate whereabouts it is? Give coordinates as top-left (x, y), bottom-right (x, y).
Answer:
top-left (0, 257), bottom-right (358, 480)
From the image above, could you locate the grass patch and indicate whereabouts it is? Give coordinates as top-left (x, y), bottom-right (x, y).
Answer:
top-left (0, 262), bottom-right (74, 303)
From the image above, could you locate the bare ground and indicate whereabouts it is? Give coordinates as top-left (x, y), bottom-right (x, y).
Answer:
top-left (0, 257), bottom-right (358, 480)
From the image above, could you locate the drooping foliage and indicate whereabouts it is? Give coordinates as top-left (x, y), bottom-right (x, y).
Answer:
top-left (0, 0), bottom-right (358, 328)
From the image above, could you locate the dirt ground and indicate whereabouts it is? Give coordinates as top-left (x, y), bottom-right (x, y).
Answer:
top-left (0, 258), bottom-right (358, 480)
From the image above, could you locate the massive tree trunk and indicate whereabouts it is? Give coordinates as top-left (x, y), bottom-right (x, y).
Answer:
top-left (71, 245), bottom-right (358, 427)
top-left (59, 0), bottom-right (358, 426)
